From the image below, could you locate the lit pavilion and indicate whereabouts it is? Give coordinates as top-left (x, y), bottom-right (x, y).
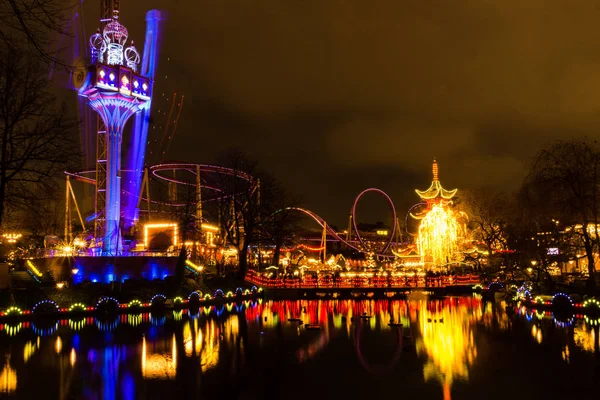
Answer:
top-left (414, 159), bottom-right (461, 269)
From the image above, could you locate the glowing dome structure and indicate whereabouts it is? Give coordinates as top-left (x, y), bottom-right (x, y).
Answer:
top-left (414, 159), bottom-right (462, 269)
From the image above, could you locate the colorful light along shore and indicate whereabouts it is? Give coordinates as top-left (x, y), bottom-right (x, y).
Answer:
top-left (0, 286), bottom-right (262, 320)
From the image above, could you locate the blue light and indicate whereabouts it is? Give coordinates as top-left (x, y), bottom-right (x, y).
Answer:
top-left (72, 334), bottom-right (81, 350)
top-left (122, 10), bottom-right (163, 229)
top-left (121, 372), bottom-right (135, 400)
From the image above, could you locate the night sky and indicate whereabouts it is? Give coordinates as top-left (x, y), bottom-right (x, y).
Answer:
top-left (81, 0), bottom-right (600, 227)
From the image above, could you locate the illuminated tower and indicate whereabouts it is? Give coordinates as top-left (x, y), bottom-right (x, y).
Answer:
top-left (79, 0), bottom-right (157, 254)
top-left (414, 159), bottom-right (460, 268)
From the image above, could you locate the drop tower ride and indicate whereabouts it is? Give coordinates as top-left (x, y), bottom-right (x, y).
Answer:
top-left (79, 0), bottom-right (162, 255)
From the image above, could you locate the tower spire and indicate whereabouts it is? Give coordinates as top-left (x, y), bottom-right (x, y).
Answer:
top-left (432, 158), bottom-right (438, 181)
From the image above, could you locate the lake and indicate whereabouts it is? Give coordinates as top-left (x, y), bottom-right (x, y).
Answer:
top-left (0, 295), bottom-right (598, 399)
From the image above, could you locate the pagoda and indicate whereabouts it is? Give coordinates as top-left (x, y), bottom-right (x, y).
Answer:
top-left (415, 158), bottom-right (457, 208)
top-left (413, 159), bottom-right (461, 269)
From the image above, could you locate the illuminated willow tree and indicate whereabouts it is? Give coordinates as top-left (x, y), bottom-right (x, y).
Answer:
top-left (414, 159), bottom-right (464, 268)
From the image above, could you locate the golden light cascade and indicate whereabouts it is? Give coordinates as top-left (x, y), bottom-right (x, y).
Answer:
top-left (0, 357), bottom-right (16, 394)
top-left (416, 302), bottom-right (477, 400)
top-left (417, 204), bottom-right (461, 267)
top-left (141, 335), bottom-right (177, 380)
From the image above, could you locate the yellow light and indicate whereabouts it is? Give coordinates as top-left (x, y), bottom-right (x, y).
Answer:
top-left (2, 233), bottom-right (22, 244)
top-left (26, 260), bottom-right (43, 277)
top-left (141, 334), bottom-right (178, 380)
top-left (56, 282), bottom-right (65, 289)
top-left (418, 204), bottom-right (461, 268)
top-left (0, 360), bottom-right (16, 394)
top-left (185, 260), bottom-right (203, 271)
top-left (143, 222), bottom-right (179, 249)
top-left (23, 341), bottom-right (37, 363)
top-left (417, 302), bottom-right (477, 397)
top-left (55, 336), bottom-right (62, 354)
top-left (70, 348), bottom-right (76, 367)
top-left (201, 224), bottom-right (219, 232)
top-left (376, 230), bottom-right (389, 236)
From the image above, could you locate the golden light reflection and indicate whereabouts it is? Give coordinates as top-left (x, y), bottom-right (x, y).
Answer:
top-left (573, 325), bottom-right (596, 353)
top-left (416, 302), bottom-right (477, 400)
top-left (481, 302), bottom-right (510, 331)
top-left (531, 325), bottom-right (543, 344)
top-left (0, 357), bottom-right (16, 394)
top-left (23, 340), bottom-right (37, 363)
top-left (141, 335), bottom-right (177, 380)
top-left (5, 323), bottom-right (21, 337)
top-left (70, 348), bottom-right (76, 367)
top-left (128, 313), bottom-right (142, 327)
top-left (200, 320), bottom-right (219, 371)
top-left (55, 336), bottom-right (62, 354)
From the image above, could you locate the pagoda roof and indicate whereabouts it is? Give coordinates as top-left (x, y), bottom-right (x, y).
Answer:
top-left (415, 159), bottom-right (457, 200)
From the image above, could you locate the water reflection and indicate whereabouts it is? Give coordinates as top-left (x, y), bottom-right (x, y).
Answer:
top-left (0, 356), bottom-right (16, 394)
top-left (0, 298), bottom-right (598, 398)
top-left (141, 335), bottom-right (177, 379)
top-left (417, 302), bottom-right (475, 399)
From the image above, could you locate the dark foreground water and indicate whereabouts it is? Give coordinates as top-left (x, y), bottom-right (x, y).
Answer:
top-left (0, 295), bottom-right (599, 400)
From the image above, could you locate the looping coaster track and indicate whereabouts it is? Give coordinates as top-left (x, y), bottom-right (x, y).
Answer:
top-left (286, 187), bottom-right (398, 258)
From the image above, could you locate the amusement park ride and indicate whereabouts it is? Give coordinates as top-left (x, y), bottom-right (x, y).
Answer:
top-left (32, 0), bottom-right (470, 285)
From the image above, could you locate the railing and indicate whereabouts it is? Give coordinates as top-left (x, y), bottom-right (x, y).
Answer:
top-left (246, 270), bottom-right (481, 289)
top-left (26, 249), bottom-right (178, 258)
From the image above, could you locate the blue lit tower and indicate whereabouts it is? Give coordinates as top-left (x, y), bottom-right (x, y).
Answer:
top-left (80, 0), bottom-right (155, 254)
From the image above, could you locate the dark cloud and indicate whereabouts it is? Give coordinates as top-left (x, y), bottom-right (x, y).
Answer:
top-left (84, 0), bottom-right (600, 226)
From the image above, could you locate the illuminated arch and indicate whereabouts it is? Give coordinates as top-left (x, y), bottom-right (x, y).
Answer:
top-left (188, 290), bottom-right (202, 303)
top-left (32, 300), bottom-right (60, 314)
top-left (95, 296), bottom-right (120, 310)
top-left (150, 294), bottom-right (167, 305)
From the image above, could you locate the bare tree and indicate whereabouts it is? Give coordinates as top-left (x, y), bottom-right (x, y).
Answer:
top-left (215, 150), bottom-right (262, 279)
top-left (0, 47), bottom-right (79, 229)
top-left (259, 176), bottom-right (301, 269)
top-left (461, 189), bottom-right (511, 261)
top-left (522, 139), bottom-right (600, 291)
top-left (1, 0), bottom-right (73, 64)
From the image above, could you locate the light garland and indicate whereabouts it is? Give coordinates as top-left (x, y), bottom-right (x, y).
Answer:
top-left (0, 287), bottom-right (261, 320)
top-left (582, 298), bottom-right (600, 309)
top-left (5, 307), bottom-right (22, 317)
top-left (69, 303), bottom-right (87, 312)
top-left (95, 297), bottom-right (120, 310)
top-left (188, 290), bottom-right (202, 302)
top-left (128, 299), bottom-right (142, 308)
top-left (32, 300), bottom-right (59, 313)
top-left (551, 293), bottom-right (573, 306)
top-left (150, 294), bottom-right (167, 305)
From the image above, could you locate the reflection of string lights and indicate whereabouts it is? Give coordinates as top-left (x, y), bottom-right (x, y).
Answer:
top-left (141, 335), bottom-right (177, 380)
top-left (0, 357), bottom-right (16, 394)
top-left (4, 323), bottom-right (21, 336)
top-left (531, 325), bottom-right (543, 344)
top-left (417, 301), bottom-right (477, 399)
top-left (573, 325), bottom-right (596, 353)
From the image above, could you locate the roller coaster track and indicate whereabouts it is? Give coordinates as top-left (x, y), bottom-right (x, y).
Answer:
top-left (286, 206), bottom-right (395, 258)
